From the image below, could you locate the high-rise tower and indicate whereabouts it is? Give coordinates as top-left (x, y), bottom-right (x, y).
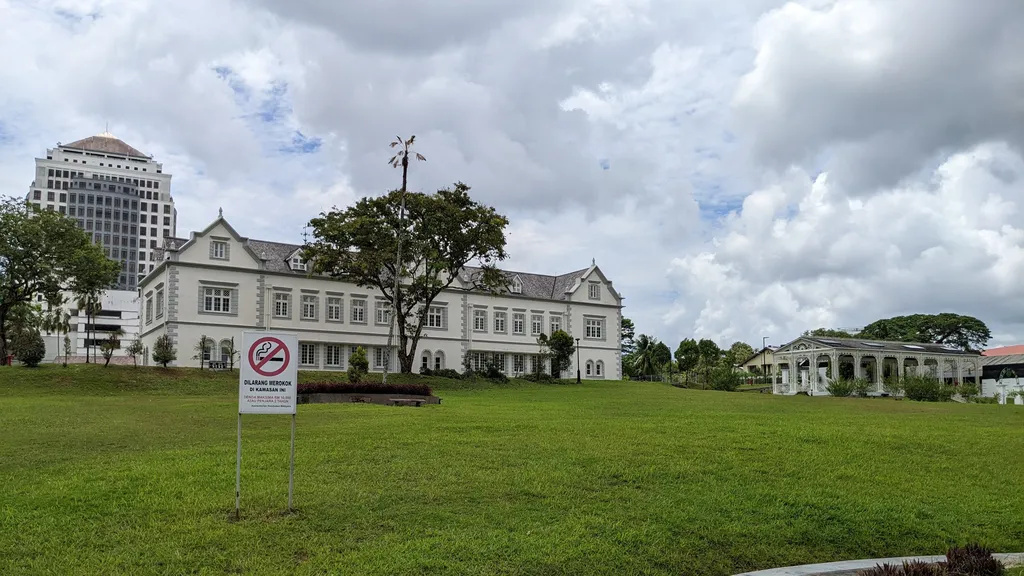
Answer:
top-left (26, 131), bottom-right (177, 290)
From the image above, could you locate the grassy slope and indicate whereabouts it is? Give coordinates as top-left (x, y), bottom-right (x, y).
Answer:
top-left (1, 365), bottom-right (1022, 575)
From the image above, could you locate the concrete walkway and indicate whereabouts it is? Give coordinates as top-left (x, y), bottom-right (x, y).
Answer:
top-left (733, 552), bottom-right (1024, 576)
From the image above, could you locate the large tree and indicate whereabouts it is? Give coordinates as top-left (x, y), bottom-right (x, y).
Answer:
top-left (620, 317), bottom-right (636, 355)
top-left (696, 338), bottom-right (722, 389)
top-left (803, 328), bottom-right (855, 338)
top-left (723, 341), bottom-right (755, 368)
top-left (858, 313), bottom-right (991, 351)
top-left (675, 338), bottom-right (700, 383)
top-left (631, 335), bottom-right (660, 378)
top-left (304, 183), bottom-right (509, 373)
top-left (0, 199), bottom-right (118, 362)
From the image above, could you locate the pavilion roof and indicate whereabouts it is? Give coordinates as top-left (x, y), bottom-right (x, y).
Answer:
top-left (779, 336), bottom-right (980, 356)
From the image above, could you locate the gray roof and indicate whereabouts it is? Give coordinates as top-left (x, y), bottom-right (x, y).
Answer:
top-left (463, 266), bottom-right (590, 301)
top-left (172, 234), bottom-right (592, 303)
top-left (981, 354), bottom-right (1024, 367)
top-left (786, 336), bottom-right (980, 356)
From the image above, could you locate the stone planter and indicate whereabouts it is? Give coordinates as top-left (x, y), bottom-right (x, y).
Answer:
top-left (298, 393), bottom-right (441, 407)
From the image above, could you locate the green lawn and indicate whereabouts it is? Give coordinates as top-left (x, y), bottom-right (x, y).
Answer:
top-left (1, 365), bottom-right (1022, 575)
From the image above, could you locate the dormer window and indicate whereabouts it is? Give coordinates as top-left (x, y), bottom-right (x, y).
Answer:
top-left (211, 240), bottom-right (227, 260)
top-left (290, 256), bottom-right (307, 271)
top-left (511, 276), bottom-right (522, 294)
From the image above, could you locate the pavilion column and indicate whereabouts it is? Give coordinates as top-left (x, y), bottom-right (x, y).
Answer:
top-left (831, 352), bottom-right (839, 383)
top-left (956, 359), bottom-right (963, 385)
top-left (853, 354), bottom-right (863, 380)
top-left (974, 360), bottom-right (980, 387)
top-left (876, 358), bottom-right (884, 392)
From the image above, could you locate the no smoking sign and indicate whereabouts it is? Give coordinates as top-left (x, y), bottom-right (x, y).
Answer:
top-left (239, 331), bottom-right (298, 415)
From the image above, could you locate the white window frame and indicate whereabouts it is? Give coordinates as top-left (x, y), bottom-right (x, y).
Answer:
top-left (550, 315), bottom-right (562, 334)
top-left (588, 282), bottom-right (600, 300)
top-left (494, 311), bottom-right (506, 333)
top-left (513, 354), bottom-right (525, 374)
top-left (511, 277), bottom-right (522, 294)
top-left (585, 318), bottom-right (604, 339)
top-left (351, 299), bottom-right (366, 323)
top-left (596, 360), bottom-right (604, 377)
top-left (421, 351), bottom-right (431, 371)
top-left (145, 298), bottom-right (153, 325)
top-left (426, 306), bottom-right (444, 328)
top-left (531, 314), bottom-right (543, 336)
top-left (434, 351), bottom-right (444, 371)
top-left (300, 343), bottom-right (317, 366)
top-left (325, 344), bottom-right (343, 368)
top-left (290, 256), bottom-right (307, 271)
top-left (155, 290), bottom-right (164, 319)
top-left (326, 297), bottom-right (343, 322)
top-left (492, 353), bottom-right (506, 373)
top-left (473, 309), bottom-right (487, 332)
top-left (513, 313), bottom-right (525, 335)
top-left (203, 287), bottom-right (231, 314)
top-left (374, 347), bottom-right (390, 370)
top-left (586, 361), bottom-right (593, 376)
top-left (302, 295), bottom-right (318, 320)
top-left (211, 240), bottom-right (227, 260)
top-left (274, 292), bottom-right (290, 318)
top-left (375, 301), bottom-right (392, 325)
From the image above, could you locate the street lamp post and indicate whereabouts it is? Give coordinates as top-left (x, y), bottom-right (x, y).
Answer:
top-left (576, 338), bottom-right (581, 384)
top-left (762, 336), bottom-right (768, 386)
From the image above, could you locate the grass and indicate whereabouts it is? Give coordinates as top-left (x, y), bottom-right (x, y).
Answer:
top-left (1, 365), bottom-right (1022, 575)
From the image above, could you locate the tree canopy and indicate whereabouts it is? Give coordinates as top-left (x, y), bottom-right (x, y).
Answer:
top-left (620, 317), bottom-right (636, 355)
top-left (0, 198), bottom-right (119, 361)
top-left (803, 328), bottom-right (855, 339)
top-left (858, 313), bottom-right (991, 351)
top-left (722, 341), bottom-right (755, 367)
top-left (674, 338), bottom-right (700, 374)
top-left (303, 183), bottom-right (509, 373)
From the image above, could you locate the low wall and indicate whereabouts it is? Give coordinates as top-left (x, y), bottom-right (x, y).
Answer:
top-left (733, 552), bottom-right (1024, 576)
top-left (298, 393), bottom-right (441, 406)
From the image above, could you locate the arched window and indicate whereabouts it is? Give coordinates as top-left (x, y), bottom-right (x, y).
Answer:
top-left (202, 341), bottom-right (214, 363)
top-left (596, 360), bottom-right (604, 377)
top-left (421, 350), bottom-right (432, 372)
top-left (434, 351), bottom-right (445, 371)
top-left (220, 339), bottom-right (232, 363)
top-left (585, 360), bottom-right (593, 377)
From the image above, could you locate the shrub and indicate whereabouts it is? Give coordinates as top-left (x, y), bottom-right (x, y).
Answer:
top-left (958, 382), bottom-right (980, 403)
top-left (432, 368), bottom-right (462, 380)
top-left (902, 375), bottom-right (950, 402)
top-left (483, 358), bottom-right (509, 383)
top-left (852, 377), bottom-right (874, 397)
top-left (298, 382), bottom-right (432, 396)
top-left (858, 542), bottom-right (1005, 576)
top-left (883, 377), bottom-right (905, 397)
top-left (826, 378), bottom-right (856, 397)
top-left (946, 543), bottom-right (1004, 576)
top-left (522, 372), bottom-right (554, 382)
top-left (14, 332), bottom-right (46, 367)
top-left (419, 366), bottom-right (433, 376)
top-left (348, 346), bottom-right (368, 383)
top-left (152, 334), bottom-right (176, 367)
top-left (708, 366), bottom-right (741, 391)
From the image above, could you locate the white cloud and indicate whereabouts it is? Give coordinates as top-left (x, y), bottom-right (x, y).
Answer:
top-left (1, 0), bottom-right (1022, 351)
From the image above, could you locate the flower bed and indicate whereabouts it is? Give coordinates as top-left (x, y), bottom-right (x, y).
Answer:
top-left (298, 381), bottom-right (432, 396)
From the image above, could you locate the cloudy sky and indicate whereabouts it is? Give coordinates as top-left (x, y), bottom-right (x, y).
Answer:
top-left (1, 0), bottom-right (1022, 349)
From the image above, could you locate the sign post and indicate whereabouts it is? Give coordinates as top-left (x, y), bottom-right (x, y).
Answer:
top-left (237, 331), bottom-right (298, 518)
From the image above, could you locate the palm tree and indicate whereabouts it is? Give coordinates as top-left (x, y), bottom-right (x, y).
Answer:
top-left (631, 335), bottom-right (660, 380)
top-left (77, 294), bottom-right (102, 363)
top-left (41, 295), bottom-right (71, 367)
top-left (382, 135), bottom-right (426, 385)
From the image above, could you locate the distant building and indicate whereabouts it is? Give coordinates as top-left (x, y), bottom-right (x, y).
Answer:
top-left (137, 214), bottom-right (624, 376)
top-left (771, 336), bottom-right (981, 395)
top-left (737, 346), bottom-right (779, 375)
top-left (980, 345), bottom-right (1024, 400)
top-left (25, 131), bottom-right (177, 291)
top-left (24, 131), bottom-right (175, 359)
top-left (39, 290), bottom-right (140, 363)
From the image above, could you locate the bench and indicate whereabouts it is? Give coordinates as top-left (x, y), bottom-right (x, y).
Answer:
top-left (208, 361), bottom-right (229, 371)
top-left (390, 398), bottom-right (426, 407)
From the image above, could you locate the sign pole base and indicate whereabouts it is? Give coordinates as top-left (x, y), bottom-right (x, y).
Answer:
top-left (288, 412), bottom-right (296, 511)
top-left (235, 413), bottom-right (242, 520)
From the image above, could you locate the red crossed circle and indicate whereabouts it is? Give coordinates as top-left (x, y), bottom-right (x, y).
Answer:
top-left (248, 337), bottom-right (290, 377)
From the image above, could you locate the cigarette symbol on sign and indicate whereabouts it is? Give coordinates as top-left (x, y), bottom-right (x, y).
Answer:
top-left (254, 342), bottom-right (283, 364)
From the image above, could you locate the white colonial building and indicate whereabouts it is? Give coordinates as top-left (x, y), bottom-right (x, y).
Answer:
top-left (137, 215), bottom-right (624, 378)
top-left (772, 335), bottom-right (982, 395)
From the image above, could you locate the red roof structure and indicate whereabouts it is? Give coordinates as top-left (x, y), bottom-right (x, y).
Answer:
top-left (982, 345), bottom-right (1024, 356)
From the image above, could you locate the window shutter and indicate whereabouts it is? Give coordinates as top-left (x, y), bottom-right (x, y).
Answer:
top-left (286, 294), bottom-right (292, 319)
top-left (230, 288), bottom-right (238, 317)
top-left (224, 243), bottom-right (230, 261)
top-left (198, 286), bottom-right (204, 314)
top-left (442, 307), bottom-right (448, 330)
top-left (209, 242), bottom-right (215, 259)
top-left (314, 297), bottom-right (319, 321)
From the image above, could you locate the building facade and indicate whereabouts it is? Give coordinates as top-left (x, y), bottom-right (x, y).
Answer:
top-left (39, 290), bottom-right (141, 362)
top-left (26, 131), bottom-right (177, 291)
top-left (771, 336), bottom-right (981, 395)
top-left (137, 215), bottom-right (624, 378)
